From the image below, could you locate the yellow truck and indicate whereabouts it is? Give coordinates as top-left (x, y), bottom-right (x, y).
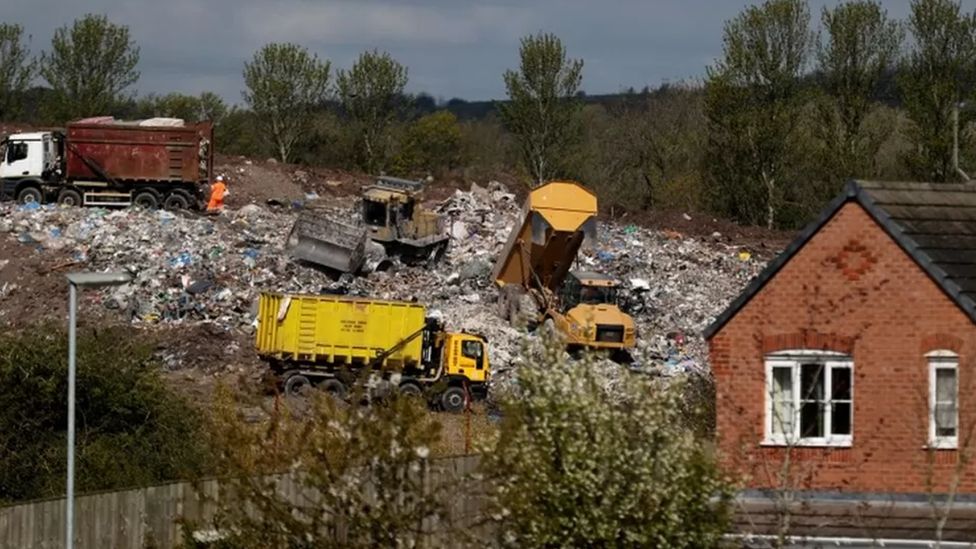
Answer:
top-left (491, 180), bottom-right (636, 356)
top-left (255, 292), bottom-right (488, 412)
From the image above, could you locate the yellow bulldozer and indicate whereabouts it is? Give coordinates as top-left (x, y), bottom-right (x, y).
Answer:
top-left (286, 176), bottom-right (449, 273)
top-left (491, 180), bottom-right (636, 357)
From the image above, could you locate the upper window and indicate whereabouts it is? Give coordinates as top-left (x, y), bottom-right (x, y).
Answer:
top-left (765, 352), bottom-right (853, 447)
top-left (928, 350), bottom-right (958, 449)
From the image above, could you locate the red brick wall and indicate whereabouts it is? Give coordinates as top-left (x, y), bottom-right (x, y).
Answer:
top-left (712, 202), bottom-right (976, 493)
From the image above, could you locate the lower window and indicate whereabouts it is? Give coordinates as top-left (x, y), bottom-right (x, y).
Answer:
top-left (766, 352), bottom-right (853, 446)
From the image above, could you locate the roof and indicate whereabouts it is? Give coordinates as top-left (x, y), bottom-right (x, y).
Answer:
top-left (5, 132), bottom-right (46, 141)
top-left (570, 271), bottom-right (617, 286)
top-left (704, 180), bottom-right (976, 339)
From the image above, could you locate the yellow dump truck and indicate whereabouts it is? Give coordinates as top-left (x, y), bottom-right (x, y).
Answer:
top-left (491, 180), bottom-right (636, 355)
top-left (255, 292), bottom-right (488, 412)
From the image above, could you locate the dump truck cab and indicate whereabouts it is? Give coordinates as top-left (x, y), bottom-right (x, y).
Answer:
top-left (0, 132), bottom-right (62, 201)
top-left (437, 331), bottom-right (489, 383)
top-left (556, 271), bottom-right (635, 349)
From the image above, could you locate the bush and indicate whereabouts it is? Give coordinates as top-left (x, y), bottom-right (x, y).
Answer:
top-left (0, 325), bottom-right (212, 503)
top-left (482, 331), bottom-right (733, 547)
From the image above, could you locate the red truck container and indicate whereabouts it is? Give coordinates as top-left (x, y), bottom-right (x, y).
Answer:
top-left (0, 118), bottom-right (214, 210)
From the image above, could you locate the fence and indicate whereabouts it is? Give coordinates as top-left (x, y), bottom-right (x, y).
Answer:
top-left (0, 454), bottom-right (484, 549)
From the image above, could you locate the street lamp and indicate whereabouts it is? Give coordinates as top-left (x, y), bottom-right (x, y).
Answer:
top-left (64, 271), bottom-right (133, 549)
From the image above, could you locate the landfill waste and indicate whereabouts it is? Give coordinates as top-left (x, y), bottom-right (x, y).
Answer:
top-left (0, 180), bottom-right (769, 389)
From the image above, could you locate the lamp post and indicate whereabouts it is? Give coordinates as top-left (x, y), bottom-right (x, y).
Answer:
top-left (64, 271), bottom-right (133, 549)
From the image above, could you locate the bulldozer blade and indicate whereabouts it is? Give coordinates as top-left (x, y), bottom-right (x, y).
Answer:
top-left (286, 211), bottom-right (369, 273)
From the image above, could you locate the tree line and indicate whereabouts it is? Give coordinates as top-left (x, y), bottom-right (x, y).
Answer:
top-left (2, 0), bottom-right (976, 229)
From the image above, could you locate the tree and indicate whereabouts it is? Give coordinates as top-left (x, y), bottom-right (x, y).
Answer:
top-left (337, 50), bottom-right (408, 173)
top-left (139, 91), bottom-right (228, 125)
top-left (704, 0), bottom-right (813, 229)
top-left (0, 325), bottom-right (212, 504)
top-left (499, 33), bottom-right (584, 186)
top-left (482, 332), bottom-right (732, 547)
top-left (206, 388), bottom-right (454, 548)
top-left (0, 23), bottom-right (32, 120)
top-left (817, 1), bottom-right (903, 181)
top-left (394, 110), bottom-right (463, 175)
top-left (39, 14), bottom-right (139, 120)
top-left (243, 43), bottom-right (331, 163)
top-left (900, 0), bottom-right (976, 181)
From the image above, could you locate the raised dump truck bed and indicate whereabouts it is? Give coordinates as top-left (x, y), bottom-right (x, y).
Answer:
top-left (254, 292), bottom-right (490, 412)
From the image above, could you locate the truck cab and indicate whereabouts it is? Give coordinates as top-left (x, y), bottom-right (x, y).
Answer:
top-left (0, 132), bottom-right (60, 201)
top-left (556, 271), bottom-right (636, 350)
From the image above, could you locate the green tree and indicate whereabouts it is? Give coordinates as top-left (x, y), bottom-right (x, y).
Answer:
top-left (0, 23), bottom-right (33, 120)
top-left (483, 332), bottom-right (732, 547)
top-left (817, 1), bottom-right (903, 182)
top-left (138, 91), bottom-right (228, 125)
top-left (39, 14), bottom-right (140, 120)
top-left (704, 0), bottom-right (813, 228)
top-left (499, 32), bottom-right (584, 186)
top-left (243, 43), bottom-right (331, 163)
top-left (394, 110), bottom-right (463, 174)
top-left (0, 325), bottom-right (212, 503)
top-left (337, 50), bottom-right (408, 173)
top-left (206, 389), bottom-right (452, 548)
top-left (900, 0), bottom-right (976, 181)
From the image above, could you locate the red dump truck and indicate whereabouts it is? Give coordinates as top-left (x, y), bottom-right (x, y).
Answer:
top-left (0, 117), bottom-right (213, 209)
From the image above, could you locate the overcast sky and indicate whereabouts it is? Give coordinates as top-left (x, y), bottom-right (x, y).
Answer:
top-left (5, 0), bottom-right (915, 105)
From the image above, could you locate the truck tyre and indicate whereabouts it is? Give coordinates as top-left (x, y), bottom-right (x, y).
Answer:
top-left (57, 189), bottom-right (82, 207)
top-left (319, 378), bottom-right (347, 400)
top-left (163, 192), bottom-right (191, 211)
top-left (440, 386), bottom-right (466, 413)
top-left (17, 186), bottom-right (43, 205)
top-left (284, 374), bottom-right (311, 396)
top-left (133, 190), bottom-right (159, 210)
top-left (398, 382), bottom-right (423, 399)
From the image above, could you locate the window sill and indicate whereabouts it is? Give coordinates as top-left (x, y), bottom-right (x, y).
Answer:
top-left (925, 440), bottom-right (958, 450)
top-left (761, 439), bottom-right (852, 449)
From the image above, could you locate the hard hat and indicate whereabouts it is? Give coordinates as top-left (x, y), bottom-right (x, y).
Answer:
top-left (216, 175), bottom-right (224, 182)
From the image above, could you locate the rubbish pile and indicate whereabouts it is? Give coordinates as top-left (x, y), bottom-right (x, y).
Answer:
top-left (0, 179), bottom-right (769, 381)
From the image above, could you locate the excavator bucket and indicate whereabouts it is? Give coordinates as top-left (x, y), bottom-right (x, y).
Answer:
top-left (286, 210), bottom-right (370, 273)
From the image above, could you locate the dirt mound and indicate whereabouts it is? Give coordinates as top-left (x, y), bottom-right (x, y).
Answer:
top-left (214, 155), bottom-right (371, 208)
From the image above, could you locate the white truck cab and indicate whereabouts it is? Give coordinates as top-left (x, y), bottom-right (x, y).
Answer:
top-left (0, 132), bottom-right (59, 180)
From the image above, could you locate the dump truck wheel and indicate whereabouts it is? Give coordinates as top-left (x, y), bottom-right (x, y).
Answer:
top-left (57, 189), bottom-right (82, 207)
top-left (284, 374), bottom-right (311, 397)
top-left (319, 378), bottom-right (347, 400)
top-left (440, 386), bottom-right (466, 413)
top-left (163, 192), bottom-right (191, 211)
top-left (17, 186), bottom-right (43, 205)
top-left (398, 382), bottom-right (423, 398)
top-left (133, 190), bottom-right (159, 210)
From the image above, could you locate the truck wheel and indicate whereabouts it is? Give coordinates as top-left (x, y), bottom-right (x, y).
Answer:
top-left (16, 186), bottom-right (43, 205)
top-left (133, 191), bottom-right (159, 210)
top-left (440, 386), bottom-right (467, 413)
top-left (398, 382), bottom-right (423, 399)
top-left (319, 379), bottom-right (347, 400)
top-left (163, 192), bottom-right (190, 211)
top-left (284, 374), bottom-right (311, 397)
top-left (57, 189), bottom-right (82, 207)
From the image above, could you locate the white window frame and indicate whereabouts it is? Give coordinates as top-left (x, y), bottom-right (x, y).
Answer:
top-left (763, 350), bottom-right (854, 447)
top-left (927, 350), bottom-right (959, 450)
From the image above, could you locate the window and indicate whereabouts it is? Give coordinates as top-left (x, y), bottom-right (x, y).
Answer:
top-left (928, 351), bottom-right (958, 449)
top-left (461, 340), bottom-right (484, 369)
top-left (363, 200), bottom-right (387, 226)
top-left (6, 142), bottom-right (27, 164)
top-left (765, 352), bottom-right (853, 446)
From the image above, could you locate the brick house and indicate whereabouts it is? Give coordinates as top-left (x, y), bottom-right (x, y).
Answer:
top-left (706, 180), bottom-right (976, 539)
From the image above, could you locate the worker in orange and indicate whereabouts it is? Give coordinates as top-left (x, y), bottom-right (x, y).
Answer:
top-left (207, 175), bottom-right (228, 212)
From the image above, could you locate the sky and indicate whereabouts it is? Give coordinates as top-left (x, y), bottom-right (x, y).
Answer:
top-left (4, 0), bottom-right (915, 105)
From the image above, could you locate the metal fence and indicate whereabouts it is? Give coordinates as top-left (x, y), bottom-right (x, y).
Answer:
top-left (0, 454), bottom-right (484, 549)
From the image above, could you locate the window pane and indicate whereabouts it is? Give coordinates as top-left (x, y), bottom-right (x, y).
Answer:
top-left (936, 403), bottom-right (957, 437)
top-left (801, 402), bottom-right (824, 438)
top-left (832, 367), bottom-right (852, 401)
top-left (801, 363), bottom-right (825, 402)
top-left (771, 367), bottom-right (794, 436)
top-left (936, 368), bottom-right (957, 403)
top-left (832, 402), bottom-right (852, 435)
